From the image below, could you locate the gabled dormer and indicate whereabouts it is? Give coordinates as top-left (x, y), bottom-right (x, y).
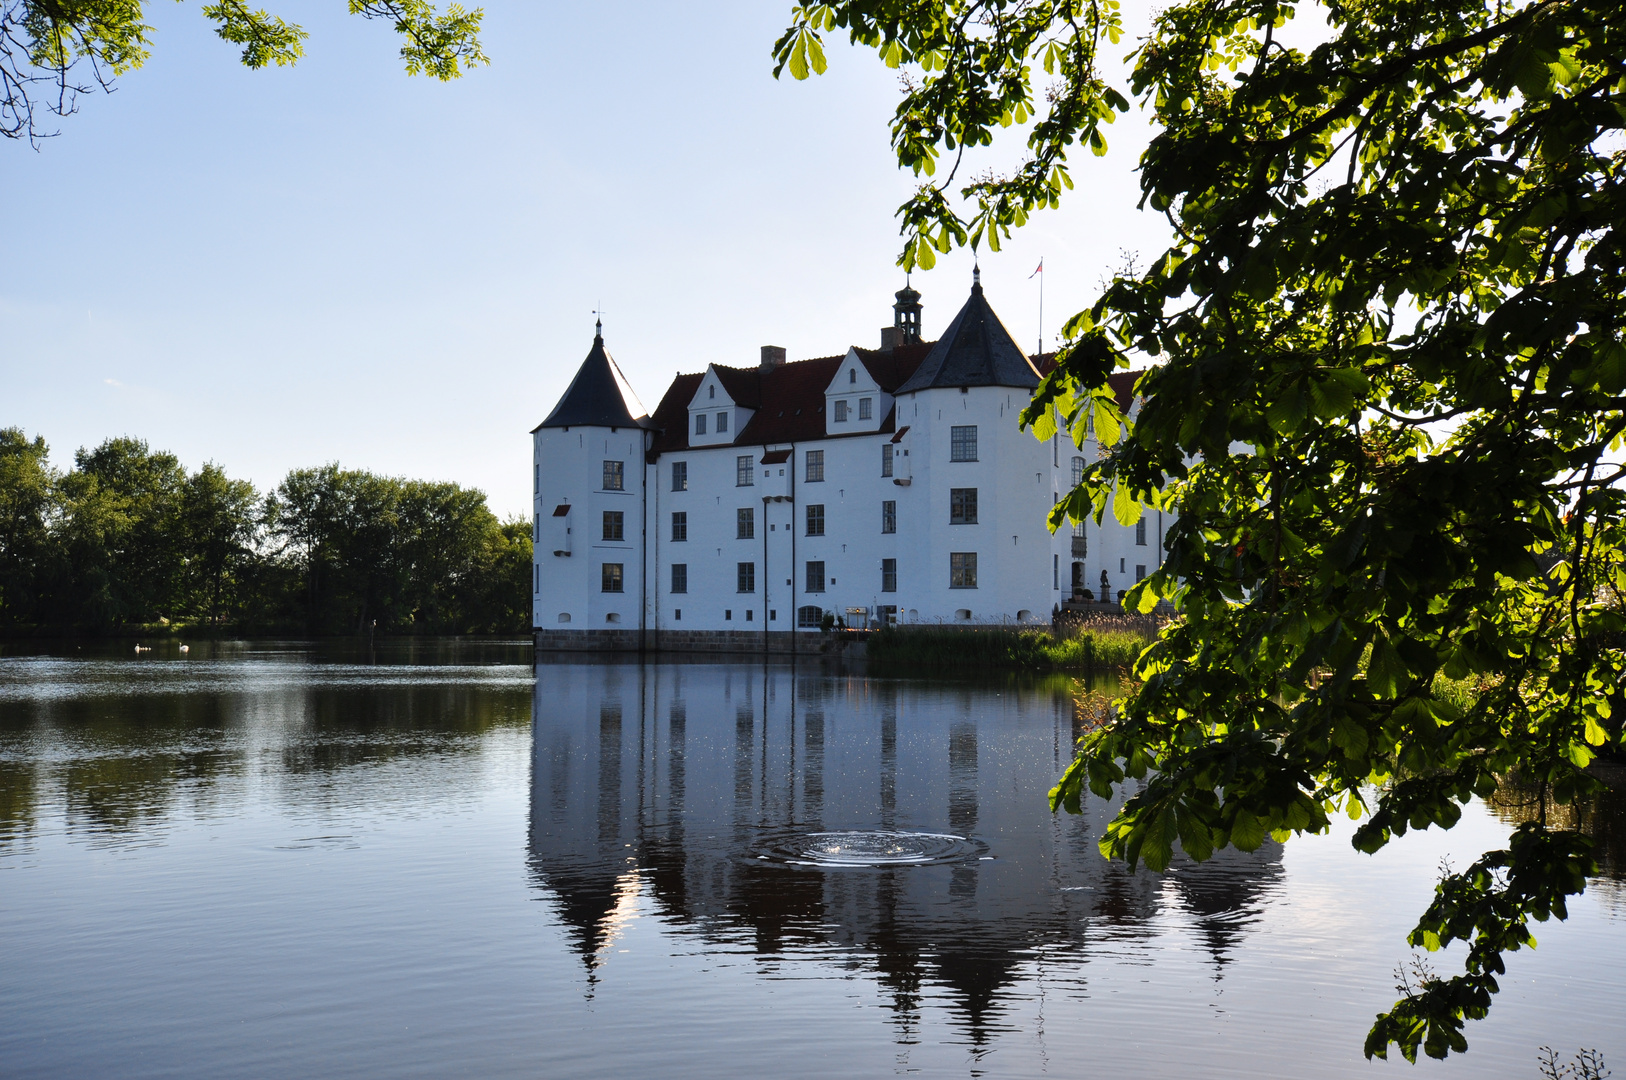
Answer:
top-left (687, 364), bottom-right (757, 447)
top-left (824, 348), bottom-right (892, 436)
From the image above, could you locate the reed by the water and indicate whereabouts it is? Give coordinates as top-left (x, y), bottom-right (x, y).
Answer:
top-left (865, 615), bottom-right (1164, 673)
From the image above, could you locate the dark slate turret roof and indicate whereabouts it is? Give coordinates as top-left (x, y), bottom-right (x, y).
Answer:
top-left (894, 280), bottom-right (1040, 394)
top-left (532, 331), bottom-right (651, 432)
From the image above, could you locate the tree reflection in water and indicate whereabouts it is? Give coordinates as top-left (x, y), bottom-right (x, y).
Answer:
top-left (527, 658), bottom-right (1286, 1046)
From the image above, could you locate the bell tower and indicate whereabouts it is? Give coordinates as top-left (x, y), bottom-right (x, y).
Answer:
top-left (892, 280), bottom-right (923, 345)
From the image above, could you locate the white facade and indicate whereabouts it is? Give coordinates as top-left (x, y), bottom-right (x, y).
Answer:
top-left (531, 284), bottom-right (1162, 643)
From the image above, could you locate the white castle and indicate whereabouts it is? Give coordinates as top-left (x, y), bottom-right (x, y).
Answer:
top-left (530, 274), bottom-right (1158, 651)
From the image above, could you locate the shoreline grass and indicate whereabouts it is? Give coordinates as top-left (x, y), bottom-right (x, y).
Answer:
top-left (866, 618), bottom-right (1163, 673)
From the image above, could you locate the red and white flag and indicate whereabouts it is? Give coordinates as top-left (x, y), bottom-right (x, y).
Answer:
top-left (1029, 258), bottom-right (1043, 277)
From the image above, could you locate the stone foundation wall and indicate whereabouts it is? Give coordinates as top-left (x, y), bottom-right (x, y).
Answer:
top-left (534, 628), bottom-right (824, 654)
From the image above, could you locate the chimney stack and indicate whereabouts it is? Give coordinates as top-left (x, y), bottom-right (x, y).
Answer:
top-left (759, 345), bottom-right (786, 370)
top-left (880, 326), bottom-right (898, 353)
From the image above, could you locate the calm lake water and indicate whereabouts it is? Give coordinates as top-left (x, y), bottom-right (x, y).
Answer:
top-left (1, 640), bottom-right (1622, 1079)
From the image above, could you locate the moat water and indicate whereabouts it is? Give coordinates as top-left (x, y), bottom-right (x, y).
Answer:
top-left (1, 640), bottom-right (1622, 1078)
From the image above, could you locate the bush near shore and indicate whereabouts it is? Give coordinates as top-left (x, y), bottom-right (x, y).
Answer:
top-left (866, 615), bottom-right (1165, 673)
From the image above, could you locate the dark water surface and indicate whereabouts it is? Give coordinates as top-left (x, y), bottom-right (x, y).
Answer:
top-left (1, 641), bottom-right (1622, 1078)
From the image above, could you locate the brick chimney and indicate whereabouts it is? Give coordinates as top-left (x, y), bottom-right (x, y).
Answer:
top-left (880, 326), bottom-right (899, 353)
top-left (760, 345), bottom-right (786, 370)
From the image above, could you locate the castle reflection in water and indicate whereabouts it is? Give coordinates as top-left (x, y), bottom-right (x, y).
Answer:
top-left (527, 658), bottom-right (1286, 1041)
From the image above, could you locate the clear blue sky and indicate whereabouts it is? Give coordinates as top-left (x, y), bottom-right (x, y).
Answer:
top-left (2, 1), bottom-right (1167, 518)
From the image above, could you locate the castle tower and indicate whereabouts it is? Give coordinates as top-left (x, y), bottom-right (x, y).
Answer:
top-left (893, 281), bottom-right (923, 345)
top-left (531, 322), bottom-right (652, 645)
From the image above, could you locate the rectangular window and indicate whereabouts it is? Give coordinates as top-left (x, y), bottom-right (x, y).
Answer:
top-left (602, 563), bottom-right (624, 593)
top-left (881, 558), bottom-right (897, 593)
top-left (805, 504), bottom-right (825, 537)
top-left (834, 400), bottom-right (849, 423)
top-left (672, 461), bottom-right (687, 491)
top-left (950, 425), bottom-right (978, 462)
top-left (806, 561), bottom-right (826, 593)
top-left (950, 552), bottom-right (978, 589)
top-left (533, 463), bottom-right (539, 493)
top-left (881, 444), bottom-right (893, 477)
top-left (671, 511), bottom-right (687, 542)
top-left (737, 455), bottom-right (754, 487)
top-left (805, 450), bottom-right (824, 482)
top-left (859, 397), bottom-right (873, 420)
top-left (695, 413), bottom-right (707, 435)
top-left (950, 488), bottom-right (978, 524)
top-left (1136, 564), bottom-right (1147, 581)
top-left (737, 562), bottom-right (755, 593)
top-left (717, 411), bottom-right (729, 433)
top-left (602, 510), bottom-right (624, 541)
top-left (602, 460), bottom-right (624, 491)
top-left (671, 564), bottom-right (687, 593)
top-left (1135, 518), bottom-right (1147, 546)
top-left (1072, 455), bottom-right (1085, 488)
top-left (882, 500), bottom-right (896, 534)
top-left (737, 507), bottom-right (754, 539)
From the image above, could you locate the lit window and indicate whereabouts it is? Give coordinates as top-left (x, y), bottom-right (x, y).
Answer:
top-left (695, 413), bottom-right (707, 435)
top-left (602, 510), bottom-right (624, 541)
top-left (859, 397), bottom-right (872, 420)
top-left (737, 507), bottom-right (754, 539)
top-left (881, 500), bottom-right (895, 534)
top-left (950, 426), bottom-right (978, 462)
top-left (737, 456), bottom-right (754, 487)
top-left (881, 558), bottom-right (897, 593)
top-left (950, 552), bottom-right (977, 589)
top-left (671, 511), bottom-right (687, 541)
top-left (601, 563), bottom-right (624, 593)
top-left (834, 400), bottom-right (848, 423)
top-left (805, 561), bottom-right (826, 593)
top-left (805, 450), bottom-right (824, 482)
top-left (881, 444), bottom-right (893, 477)
top-left (672, 461), bottom-right (687, 491)
top-left (737, 562), bottom-right (755, 593)
top-left (806, 504), bottom-right (825, 537)
top-left (602, 461), bottom-right (624, 491)
top-left (671, 564), bottom-right (687, 593)
top-left (950, 488), bottom-right (978, 524)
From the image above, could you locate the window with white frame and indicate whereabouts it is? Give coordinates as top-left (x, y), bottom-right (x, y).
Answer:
top-left (859, 397), bottom-right (872, 420)
top-left (737, 562), bottom-right (755, 593)
top-left (671, 564), bottom-right (687, 593)
top-left (881, 500), bottom-right (896, 534)
top-left (881, 558), bottom-right (897, 592)
top-left (737, 507), bottom-right (754, 539)
top-left (805, 561), bottom-right (826, 592)
top-left (950, 426), bottom-right (978, 462)
top-left (601, 563), bottom-right (624, 593)
top-left (671, 512), bottom-right (687, 541)
top-left (717, 411), bottom-right (729, 432)
top-left (602, 460), bottom-right (624, 491)
top-left (950, 488), bottom-right (978, 524)
top-left (881, 444), bottom-right (893, 477)
top-left (834, 400), bottom-right (848, 423)
top-left (1135, 518), bottom-right (1147, 546)
top-left (737, 456), bottom-right (754, 486)
top-left (949, 552), bottom-right (977, 589)
top-left (694, 413), bottom-right (707, 435)
top-left (602, 511), bottom-right (623, 541)
top-left (805, 450), bottom-right (824, 482)
top-left (805, 504), bottom-right (824, 536)
top-left (672, 460), bottom-right (687, 491)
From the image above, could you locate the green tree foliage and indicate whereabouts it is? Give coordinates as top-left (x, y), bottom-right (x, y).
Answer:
top-left (2, 0), bottom-right (487, 144)
top-left (779, 0), bottom-right (1626, 1061)
top-left (0, 429), bottom-right (529, 634)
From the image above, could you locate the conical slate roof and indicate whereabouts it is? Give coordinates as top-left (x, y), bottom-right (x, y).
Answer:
top-left (894, 278), bottom-right (1040, 393)
top-left (533, 329), bottom-right (651, 431)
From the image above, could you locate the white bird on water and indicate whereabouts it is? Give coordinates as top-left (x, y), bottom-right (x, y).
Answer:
top-left (179, 645), bottom-right (189, 654)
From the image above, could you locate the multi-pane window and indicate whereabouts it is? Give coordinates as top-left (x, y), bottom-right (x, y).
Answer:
top-left (737, 455), bottom-right (754, 487)
top-left (950, 425), bottom-right (978, 462)
top-left (671, 564), bottom-right (688, 593)
top-left (881, 500), bottom-right (896, 534)
top-left (798, 605), bottom-right (823, 627)
top-left (949, 552), bottom-right (978, 589)
top-left (602, 563), bottom-right (624, 593)
top-left (695, 413), bottom-right (708, 435)
top-left (672, 460), bottom-right (688, 491)
top-left (881, 558), bottom-right (897, 593)
top-left (806, 561), bottom-right (826, 593)
top-left (834, 400), bottom-right (849, 423)
top-left (1072, 455), bottom-right (1086, 488)
top-left (1135, 518), bottom-right (1147, 546)
top-left (737, 507), bottom-right (754, 539)
top-left (950, 488), bottom-right (978, 524)
top-left (805, 504), bottom-right (825, 537)
top-left (717, 412), bottom-right (729, 433)
top-left (671, 511), bottom-right (687, 541)
top-left (1136, 564), bottom-right (1147, 581)
top-left (805, 450), bottom-right (824, 482)
top-left (881, 444), bottom-right (893, 477)
top-left (737, 562), bottom-right (755, 593)
top-left (603, 460), bottom-right (624, 490)
top-left (602, 510), bottom-right (624, 541)
top-left (859, 397), bottom-right (873, 420)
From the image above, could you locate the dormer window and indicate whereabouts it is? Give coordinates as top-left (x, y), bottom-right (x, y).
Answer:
top-left (695, 414), bottom-right (708, 435)
top-left (709, 385), bottom-right (716, 399)
top-left (834, 400), bottom-right (848, 423)
top-left (848, 368), bottom-right (857, 384)
top-left (859, 397), bottom-right (873, 420)
top-left (717, 411), bottom-right (729, 433)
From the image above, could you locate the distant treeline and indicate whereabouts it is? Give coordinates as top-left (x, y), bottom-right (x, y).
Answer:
top-left (0, 428), bottom-right (532, 636)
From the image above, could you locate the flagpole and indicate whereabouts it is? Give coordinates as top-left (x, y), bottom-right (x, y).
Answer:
top-left (1030, 257), bottom-right (1045, 356)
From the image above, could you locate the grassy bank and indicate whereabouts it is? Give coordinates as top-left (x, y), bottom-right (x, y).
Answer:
top-left (866, 618), bottom-right (1163, 673)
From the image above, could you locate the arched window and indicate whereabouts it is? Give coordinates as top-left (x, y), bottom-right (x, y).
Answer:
top-left (797, 605), bottom-right (823, 628)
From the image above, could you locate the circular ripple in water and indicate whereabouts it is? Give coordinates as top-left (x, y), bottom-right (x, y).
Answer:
top-left (749, 830), bottom-right (988, 868)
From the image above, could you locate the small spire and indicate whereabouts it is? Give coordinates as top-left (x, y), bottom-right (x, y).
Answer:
top-left (972, 262), bottom-right (982, 292)
top-left (594, 316), bottom-right (602, 341)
